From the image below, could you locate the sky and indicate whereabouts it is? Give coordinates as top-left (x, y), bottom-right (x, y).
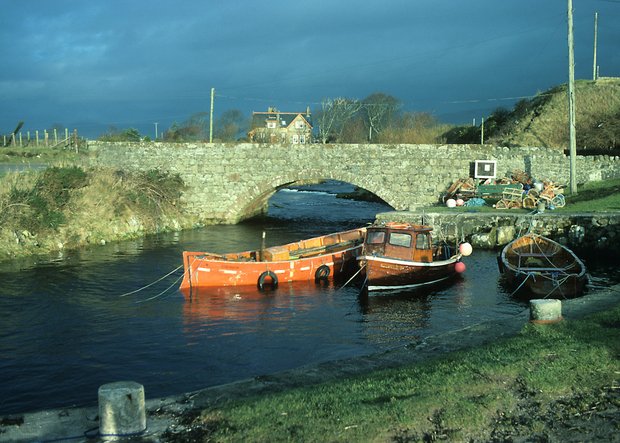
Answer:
top-left (1, 0), bottom-right (619, 139)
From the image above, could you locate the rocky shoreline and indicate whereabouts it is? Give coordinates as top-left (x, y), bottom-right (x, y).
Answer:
top-left (375, 210), bottom-right (620, 254)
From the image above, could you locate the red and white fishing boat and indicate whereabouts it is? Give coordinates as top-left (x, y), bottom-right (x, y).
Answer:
top-left (357, 222), bottom-right (469, 291)
top-left (180, 227), bottom-right (366, 291)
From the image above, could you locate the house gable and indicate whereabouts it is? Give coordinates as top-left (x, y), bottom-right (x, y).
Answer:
top-left (248, 107), bottom-right (313, 144)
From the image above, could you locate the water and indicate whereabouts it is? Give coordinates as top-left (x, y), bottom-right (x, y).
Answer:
top-left (0, 181), bottom-right (615, 416)
top-left (0, 163), bottom-right (47, 175)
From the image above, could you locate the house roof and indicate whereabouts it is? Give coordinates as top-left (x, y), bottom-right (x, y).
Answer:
top-left (250, 110), bottom-right (313, 130)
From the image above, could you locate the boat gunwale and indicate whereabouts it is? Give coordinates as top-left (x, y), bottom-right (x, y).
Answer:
top-left (500, 233), bottom-right (587, 279)
top-left (186, 243), bottom-right (364, 265)
top-left (357, 254), bottom-right (462, 268)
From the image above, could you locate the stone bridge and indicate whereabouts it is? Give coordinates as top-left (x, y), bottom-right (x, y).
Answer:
top-left (88, 142), bottom-right (620, 224)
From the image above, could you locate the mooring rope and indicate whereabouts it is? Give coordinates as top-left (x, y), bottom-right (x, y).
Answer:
top-left (508, 272), bottom-right (533, 298)
top-left (134, 273), bottom-right (186, 304)
top-left (118, 264), bottom-right (184, 297)
top-left (340, 263), bottom-right (365, 290)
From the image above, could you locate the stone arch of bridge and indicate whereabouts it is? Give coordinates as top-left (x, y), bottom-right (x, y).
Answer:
top-left (229, 170), bottom-right (393, 222)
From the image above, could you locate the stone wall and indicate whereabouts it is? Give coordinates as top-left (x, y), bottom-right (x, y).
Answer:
top-left (87, 141), bottom-right (620, 223)
top-left (375, 210), bottom-right (620, 253)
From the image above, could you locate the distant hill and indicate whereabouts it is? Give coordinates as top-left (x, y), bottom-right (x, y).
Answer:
top-left (487, 78), bottom-right (620, 150)
top-left (445, 78), bottom-right (620, 151)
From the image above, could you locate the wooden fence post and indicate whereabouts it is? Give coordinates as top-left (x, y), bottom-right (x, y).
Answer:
top-left (44, 130), bottom-right (48, 147)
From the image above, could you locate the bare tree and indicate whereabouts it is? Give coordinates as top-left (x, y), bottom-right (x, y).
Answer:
top-left (316, 97), bottom-right (362, 143)
top-left (214, 109), bottom-right (247, 142)
top-left (362, 93), bottom-right (400, 141)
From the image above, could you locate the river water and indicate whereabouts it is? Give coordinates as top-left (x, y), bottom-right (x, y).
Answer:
top-left (0, 181), bottom-right (614, 416)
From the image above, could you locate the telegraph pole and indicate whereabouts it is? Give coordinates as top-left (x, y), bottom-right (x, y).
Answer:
top-left (568, 0), bottom-right (577, 195)
top-left (592, 12), bottom-right (598, 81)
top-left (209, 87), bottom-right (215, 143)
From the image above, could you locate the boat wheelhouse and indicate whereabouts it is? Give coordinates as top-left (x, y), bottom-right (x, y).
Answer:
top-left (358, 223), bottom-right (465, 292)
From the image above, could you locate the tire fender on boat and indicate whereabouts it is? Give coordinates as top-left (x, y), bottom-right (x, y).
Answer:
top-left (315, 265), bottom-right (330, 282)
top-left (257, 270), bottom-right (278, 290)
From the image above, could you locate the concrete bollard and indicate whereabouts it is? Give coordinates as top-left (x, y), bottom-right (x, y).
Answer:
top-left (98, 381), bottom-right (146, 438)
top-left (529, 299), bottom-right (562, 324)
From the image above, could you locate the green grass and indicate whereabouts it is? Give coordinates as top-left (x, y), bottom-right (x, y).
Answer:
top-left (558, 178), bottom-right (620, 212)
top-left (170, 305), bottom-right (620, 442)
top-left (0, 146), bottom-right (83, 167)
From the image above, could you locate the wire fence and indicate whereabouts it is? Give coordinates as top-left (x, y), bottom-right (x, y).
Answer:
top-left (2, 127), bottom-right (79, 150)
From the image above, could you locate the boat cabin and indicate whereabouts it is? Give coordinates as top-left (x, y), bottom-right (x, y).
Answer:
top-left (364, 224), bottom-right (434, 263)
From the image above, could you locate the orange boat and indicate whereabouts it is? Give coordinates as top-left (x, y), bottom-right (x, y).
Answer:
top-left (180, 227), bottom-right (366, 291)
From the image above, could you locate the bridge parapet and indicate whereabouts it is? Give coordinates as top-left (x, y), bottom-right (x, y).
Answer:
top-left (87, 142), bottom-right (620, 223)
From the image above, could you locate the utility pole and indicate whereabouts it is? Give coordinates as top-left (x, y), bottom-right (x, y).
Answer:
top-left (154, 122), bottom-right (159, 140)
top-left (480, 118), bottom-right (484, 145)
top-left (209, 87), bottom-right (215, 143)
top-left (568, 0), bottom-right (577, 195)
top-left (592, 12), bottom-right (598, 81)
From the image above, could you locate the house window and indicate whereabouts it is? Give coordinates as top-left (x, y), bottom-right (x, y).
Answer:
top-left (300, 135), bottom-right (305, 144)
top-left (292, 135), bottom-right (299, 144)
top-left (295, 120), bottom-right (305, 129)
top-left (267, 121), bottom-right (276, 129)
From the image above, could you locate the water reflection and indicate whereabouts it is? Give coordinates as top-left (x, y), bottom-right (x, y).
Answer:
top-left (2, 180), bottom-right (617, 416)
top-left (181, 282), bottom-right (321, 324)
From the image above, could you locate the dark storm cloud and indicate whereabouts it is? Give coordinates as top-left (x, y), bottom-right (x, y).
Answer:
top-left (1, 0), bottom-right (618, 137)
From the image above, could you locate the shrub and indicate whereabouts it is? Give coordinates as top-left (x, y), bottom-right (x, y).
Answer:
top-left (35, 166), bottom-right (88, 206)
top-left (1, 166), bottom-right (88, 232)
top-left (122, 169), bottom-right (185, 214)
top-left (98, 128), bottom-right (142, 142)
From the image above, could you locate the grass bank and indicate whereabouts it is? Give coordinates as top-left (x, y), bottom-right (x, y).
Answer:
top-left (0, 165), bottom-right (201, 262)
top-left (164, 304), bottom-right (620, 442)
top-left (0, 146), bottom-right (82, 167)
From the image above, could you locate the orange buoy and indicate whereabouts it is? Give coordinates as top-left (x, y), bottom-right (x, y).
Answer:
top-left (455, 261), bottom-right (466, 273)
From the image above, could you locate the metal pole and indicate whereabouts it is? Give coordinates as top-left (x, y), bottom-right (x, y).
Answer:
top-left (568, 0), bottom-right (577, 195)
top-left (209, 87), bottom-right (215, 143)
top-left (593, 12), bottom-right (598, 81)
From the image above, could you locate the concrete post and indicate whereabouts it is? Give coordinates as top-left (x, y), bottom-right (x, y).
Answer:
top-left (529, 299), bottom-right (563, 324)
top-left (98, 381), bottom-right (146, 437)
